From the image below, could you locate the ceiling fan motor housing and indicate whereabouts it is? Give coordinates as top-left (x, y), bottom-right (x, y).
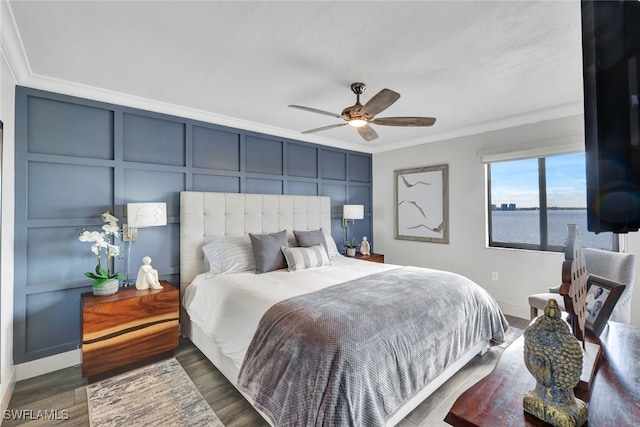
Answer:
top-left (342, 104), bottom-right (364, 121)
top-left (343, 82), bottom-right (366, 120)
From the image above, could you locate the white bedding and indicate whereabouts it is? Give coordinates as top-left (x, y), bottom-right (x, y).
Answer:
top-left (182, 256), bottom-right (397, 370)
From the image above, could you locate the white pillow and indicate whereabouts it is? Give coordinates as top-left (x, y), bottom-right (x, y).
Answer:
top-left (281, 244), bottom-right (331, 272)
top-left (323, 233), bottom-right (341, 258)
top-left (202, 236), bottom-right (256, 278)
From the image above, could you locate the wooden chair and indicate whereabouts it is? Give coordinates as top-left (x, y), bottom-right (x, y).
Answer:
top-left (529, 248), bottom-right (636, 323)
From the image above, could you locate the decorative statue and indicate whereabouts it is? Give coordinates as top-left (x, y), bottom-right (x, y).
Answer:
top-left (135, 256), bottom-right (163, 290)
top-left (360, 236), bottom-right (371, 256)
top-left (523, 299), bottom-right (587, 427)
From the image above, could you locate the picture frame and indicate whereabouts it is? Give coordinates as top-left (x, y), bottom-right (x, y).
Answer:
top-left (394, 164), bottom-right (449, 244)
top-left (584, 273), bottom-right (626, 337)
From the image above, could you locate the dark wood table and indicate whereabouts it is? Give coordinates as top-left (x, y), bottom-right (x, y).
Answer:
top-left (352, 252), bottom-right (385, 263)
top-left (445, 321), bottom-right (640, 426)
top-left (81, 281), bottom-right (179, 379)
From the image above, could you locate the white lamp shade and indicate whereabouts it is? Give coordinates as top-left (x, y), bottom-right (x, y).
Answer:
top-left (343, 205), bottom-right (364, 220)
top-left (127, 202), bottom-right (167, 228)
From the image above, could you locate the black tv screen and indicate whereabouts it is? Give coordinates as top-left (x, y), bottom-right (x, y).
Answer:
top-left (582, 0), bottom-right (640, 233)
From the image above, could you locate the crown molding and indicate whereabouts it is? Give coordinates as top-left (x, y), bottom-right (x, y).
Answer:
top-left (14, 65), bottom-right (588, 156)
top-left (21, 71), bottom-right (375, 154)
top-left (0, 0), bottom-right (30, 83)
top-left (367, 101), bottom-right (584, 154)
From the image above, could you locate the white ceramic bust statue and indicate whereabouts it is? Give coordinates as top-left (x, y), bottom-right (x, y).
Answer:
top-left (360, 236), bottom-right (371, 256)
top-left (135, 256), bottom-right (163, 290)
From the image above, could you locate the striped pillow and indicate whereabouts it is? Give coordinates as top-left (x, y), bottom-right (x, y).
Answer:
top-left (281, 244), bottom-right (331, 272)
top-left (202, 236), bottom-right (256, 278)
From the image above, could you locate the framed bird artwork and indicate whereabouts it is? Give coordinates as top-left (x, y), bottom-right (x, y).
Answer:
top-left (394, 164), bottom-right (449, 244)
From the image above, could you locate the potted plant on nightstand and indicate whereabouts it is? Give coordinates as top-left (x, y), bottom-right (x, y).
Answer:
top-left (344, 238), bottom-right (359, 257)
top-left (78, 211), bottom-right (124, 296)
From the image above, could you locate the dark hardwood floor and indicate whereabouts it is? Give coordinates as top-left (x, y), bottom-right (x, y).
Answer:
top-left (4, 315), bottom-right (528, 426)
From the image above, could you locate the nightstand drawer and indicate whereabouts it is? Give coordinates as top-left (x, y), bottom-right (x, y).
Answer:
top-left (83, 288), bottom-right (178, 340)
top-left (81, 281), bottom-right (179, 378)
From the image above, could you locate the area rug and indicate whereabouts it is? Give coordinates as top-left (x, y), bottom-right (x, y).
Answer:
top-left (86, 357), bottom-right (224, 427)
top-left (499, 326), bottom-right (525, 349)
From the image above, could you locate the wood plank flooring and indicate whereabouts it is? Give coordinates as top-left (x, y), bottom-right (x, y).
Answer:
top-left (4, 315), bottom-right (528, 426)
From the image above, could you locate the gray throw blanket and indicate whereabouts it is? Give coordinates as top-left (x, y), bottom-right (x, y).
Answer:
top-left (237, 266), bottom-right (508, 426)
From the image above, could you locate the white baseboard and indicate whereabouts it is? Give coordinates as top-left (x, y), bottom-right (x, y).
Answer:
top-left (15, 349), bottom-right (81, 382)
top-left (0, 366), bottom-right (16, 417)
top-left (497, 301), bottom-right (530, 321)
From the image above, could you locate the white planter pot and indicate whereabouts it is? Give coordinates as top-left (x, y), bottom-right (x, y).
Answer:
top-left (346, 248), bottom-right (356, 257)
top-left (93, 278), bottom-right (119, 296)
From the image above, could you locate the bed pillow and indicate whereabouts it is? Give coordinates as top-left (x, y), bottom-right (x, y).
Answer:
top-left (249, 230), bottom-right (288, 274)
top-left (281, 244), bottom-right (331, 272)
top-left (323, 232), bottom-right (341, 258)
top-left (293, 229), bottom-right (328, 254)
top-left (202, 236), bottom-right (256, 278)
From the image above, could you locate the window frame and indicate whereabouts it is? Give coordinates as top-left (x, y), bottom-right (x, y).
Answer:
top-left (487, 156), bottom-right (619, 253)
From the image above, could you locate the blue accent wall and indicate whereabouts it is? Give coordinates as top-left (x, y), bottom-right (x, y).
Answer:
top-left (13, 86), bottom-right (373, 363)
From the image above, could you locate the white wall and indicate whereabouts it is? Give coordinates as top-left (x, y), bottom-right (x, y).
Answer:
top-left (372, 115), bottom-right (640, 325)
top-left (0, 22), bottom-right (17, 414)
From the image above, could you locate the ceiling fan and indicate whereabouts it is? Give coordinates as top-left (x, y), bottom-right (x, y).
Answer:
top-left (288, 82), bottom-right (436, 142)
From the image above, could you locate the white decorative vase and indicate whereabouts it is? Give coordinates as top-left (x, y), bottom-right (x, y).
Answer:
top-left (346, 248), bottom-right (356, 257)
top-left (93, 278), bottom-right (119, 296)
top-left (360, 236), bottom-right (370, 256)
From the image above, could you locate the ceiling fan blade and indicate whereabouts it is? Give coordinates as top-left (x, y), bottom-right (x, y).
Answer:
top-left (288, 105), bottom-right (343, 119)
top-left (357, 125), bottom-right (379, 141)
top-left (301, 123), bottom-right (347, 134)
top-left (359, 89), bottom-right (401, 118)
top-left (371, 117), bottom-right (436, 127)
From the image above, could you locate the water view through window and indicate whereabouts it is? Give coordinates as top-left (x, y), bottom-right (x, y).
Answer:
top-left (489, 153), bottom-right (615, 251)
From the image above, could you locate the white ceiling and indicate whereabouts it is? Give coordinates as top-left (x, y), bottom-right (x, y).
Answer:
top-left (6, 1), bottom-right (584, 153)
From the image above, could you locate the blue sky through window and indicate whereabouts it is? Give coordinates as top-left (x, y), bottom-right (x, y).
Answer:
top-left (491, 152), bottom-right (586, 208)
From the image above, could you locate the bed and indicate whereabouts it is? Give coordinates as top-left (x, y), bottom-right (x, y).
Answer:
top-left (180, 191), bottom-right (508, 426)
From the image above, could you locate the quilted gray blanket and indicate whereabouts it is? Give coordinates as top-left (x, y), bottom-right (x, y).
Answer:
top-left (237, 266), bottom-right (508, 426)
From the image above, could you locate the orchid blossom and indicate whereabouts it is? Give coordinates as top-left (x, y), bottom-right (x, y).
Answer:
top-left (78, 211), bottom-right (124, 288)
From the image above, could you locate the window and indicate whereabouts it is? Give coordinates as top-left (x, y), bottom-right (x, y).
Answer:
top-left (488, 152), bottom-right (617, 252)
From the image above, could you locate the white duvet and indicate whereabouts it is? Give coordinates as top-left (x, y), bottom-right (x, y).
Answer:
top-left (182, 256), bottom-right (397, 369)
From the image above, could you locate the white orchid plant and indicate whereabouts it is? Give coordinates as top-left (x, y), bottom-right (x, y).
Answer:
top-left (78, 211), bottom-right (124, 288)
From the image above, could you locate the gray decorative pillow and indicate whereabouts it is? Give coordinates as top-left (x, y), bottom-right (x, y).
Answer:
top-left (281, 245), bottom-right (331, 272)
top-left (293, 229), bottom-right (328, 254)
top-left (249, 230), bottom-right (288, 274)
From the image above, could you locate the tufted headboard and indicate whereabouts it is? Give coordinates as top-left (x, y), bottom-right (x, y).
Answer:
top-left (180, 191), bottom-right (332, 290)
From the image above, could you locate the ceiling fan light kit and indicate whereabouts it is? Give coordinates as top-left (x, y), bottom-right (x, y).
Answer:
top-left (348, 119), bottom-right (367, 128)
top-left (288, 82), bottom-right (436, 141)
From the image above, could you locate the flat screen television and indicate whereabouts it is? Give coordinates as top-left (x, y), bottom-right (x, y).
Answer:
top-left (582, 0), bottom-right (640, 233)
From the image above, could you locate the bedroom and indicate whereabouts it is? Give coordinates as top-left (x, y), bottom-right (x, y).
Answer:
top-left (0, 0), bottom-right (639, 425)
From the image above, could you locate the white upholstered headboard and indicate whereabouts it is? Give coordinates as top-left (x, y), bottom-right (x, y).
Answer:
top-left (180, 191), bottom-right (332, 289)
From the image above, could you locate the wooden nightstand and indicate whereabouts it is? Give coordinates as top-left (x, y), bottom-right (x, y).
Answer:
top-left (351, 253), bottom-right (385, 263)
top-left (81, 280), bottom-right (179, 379)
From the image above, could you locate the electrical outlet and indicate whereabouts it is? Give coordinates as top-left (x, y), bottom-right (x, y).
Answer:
top-left (491, 272), bottom-right (499, 281)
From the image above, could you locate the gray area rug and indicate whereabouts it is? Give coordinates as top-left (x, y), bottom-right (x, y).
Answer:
top-left (498, 326), bottom-right (525, 349)
top-left (87, 357), bottom-right (224, 427)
